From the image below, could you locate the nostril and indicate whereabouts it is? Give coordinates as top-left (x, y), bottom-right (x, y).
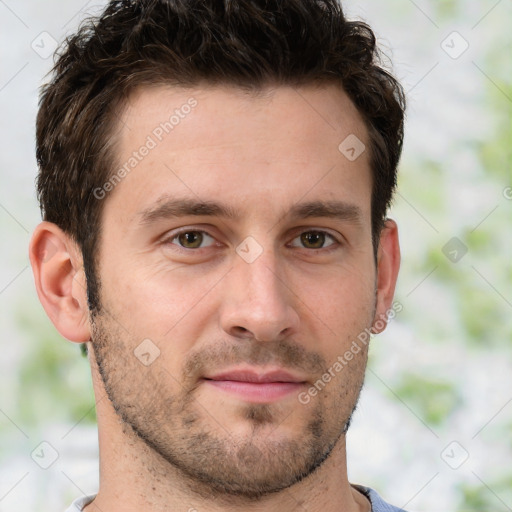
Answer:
top-left (232, 326), bottom-right (251, 338)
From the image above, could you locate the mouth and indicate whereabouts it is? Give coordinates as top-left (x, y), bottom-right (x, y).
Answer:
top-left (202, 368), bottom-right (307, 403)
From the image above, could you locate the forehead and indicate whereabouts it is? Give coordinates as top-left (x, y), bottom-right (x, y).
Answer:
top-left (107, 83), bottom-right (371, 224)
top-left (119, 83), bottom-right (367, 150)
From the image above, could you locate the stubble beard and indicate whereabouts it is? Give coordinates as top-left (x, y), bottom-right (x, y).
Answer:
top-left (90, 314), bottom-right (369, 500)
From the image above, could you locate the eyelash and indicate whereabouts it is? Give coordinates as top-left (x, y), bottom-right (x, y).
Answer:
top-left (162, 228), bottom-right (341, 252)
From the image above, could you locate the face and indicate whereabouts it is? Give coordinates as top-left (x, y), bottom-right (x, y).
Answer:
top-left (91, 84), bottom-right (380, 498)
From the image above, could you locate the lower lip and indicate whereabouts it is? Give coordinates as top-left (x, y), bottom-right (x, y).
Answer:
top-left (204, 380), bottom-right (304, 403)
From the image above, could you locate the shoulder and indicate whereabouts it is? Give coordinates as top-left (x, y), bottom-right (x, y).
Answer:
top-left (353, 484), bottom-right (409, 512)
top-left (64, 494), bottom-right (96, 512)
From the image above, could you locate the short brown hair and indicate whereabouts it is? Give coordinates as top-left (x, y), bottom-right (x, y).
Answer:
top-left (36, 0), bottom-right (405, 315)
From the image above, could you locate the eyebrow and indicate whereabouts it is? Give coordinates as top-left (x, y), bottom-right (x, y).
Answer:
top-left (138, 197), bottom-right (239, 225)
top-left (137, 196), bottom-right (363, 226)
top-left (288, 200), bottom-right (363, 224)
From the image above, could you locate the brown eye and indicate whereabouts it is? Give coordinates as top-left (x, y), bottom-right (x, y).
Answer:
top-left (170, 231), bottom-right (215, 249)
top-left (300, 231), bottom-right (326, 249)
top-left (289, 230), bottom-right (337, 250)
top-left (178, 232), bottom-right (203, 248)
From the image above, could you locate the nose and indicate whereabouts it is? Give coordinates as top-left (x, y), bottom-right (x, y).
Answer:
top-left (219, 249), bottom-right (300, 342)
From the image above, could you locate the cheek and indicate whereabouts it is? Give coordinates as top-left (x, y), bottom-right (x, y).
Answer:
top-left (291, 269), bottom-right (375, 372)
top-left (295, 262), bottom-right (376, 325)
top-left (100, 258), bottom-right (225, 345)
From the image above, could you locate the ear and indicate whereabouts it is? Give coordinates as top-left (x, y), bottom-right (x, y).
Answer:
top-left (372, 219), bottom-right (401, 334)
top-left (29, 221), bottom-right (91, 343)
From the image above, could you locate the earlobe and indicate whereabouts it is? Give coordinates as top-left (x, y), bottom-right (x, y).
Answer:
top-left (372, 219), bottom-right (401, 334)
top-left (29, 221), bottom-right (91, 343)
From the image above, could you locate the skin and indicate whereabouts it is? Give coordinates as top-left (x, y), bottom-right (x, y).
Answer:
top-left (30, 84), bottom-right (400, 512)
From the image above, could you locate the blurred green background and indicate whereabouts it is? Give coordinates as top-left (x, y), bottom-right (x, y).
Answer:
top-left (0, 1), bottom-right (510, 511)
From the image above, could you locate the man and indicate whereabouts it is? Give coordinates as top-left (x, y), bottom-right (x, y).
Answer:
top-left (29, 0), bottom-right (406, 510)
